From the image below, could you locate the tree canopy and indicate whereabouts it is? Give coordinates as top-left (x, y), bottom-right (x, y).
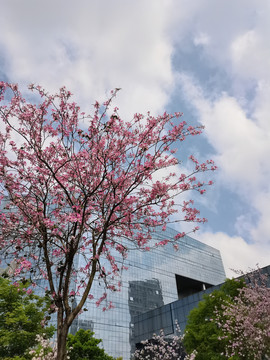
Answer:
top-left (0, 82), bottom-right (216, 359)
top-left (183, 278), bottom-right (245, 360)
top-left (67, 329), bottom-right (118, 360)
top-left (0, 276), bottom-right (54, 359)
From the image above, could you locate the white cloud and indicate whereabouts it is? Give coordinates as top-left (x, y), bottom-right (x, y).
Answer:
top-left (231, 30), bottom-right (270, 80)
top-left (253, 80), bottom-right (270, 130)
top-left (250, 193), bottom-right (270, 242)
top-left (171, 0), bottom-right (265, 64)
top-left (0, 0), bottom-right (175, 116)
top-left (198, 231), bottom-right (270, 278)
top-left (178, 74), bottom-right (270, 191)
top-left (177, 73), bottom-right (270, 268)
top-left (170, 1), bottom-right (270, 269)
top-left (193, 32), bottom-right (210, 46)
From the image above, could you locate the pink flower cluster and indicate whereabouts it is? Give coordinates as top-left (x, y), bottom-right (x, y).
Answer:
top-left (216, 270), bottom-right (270, 359)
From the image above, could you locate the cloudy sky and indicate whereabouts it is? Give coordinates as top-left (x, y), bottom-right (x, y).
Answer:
top-left (1, 0), bottom-right (269, 277)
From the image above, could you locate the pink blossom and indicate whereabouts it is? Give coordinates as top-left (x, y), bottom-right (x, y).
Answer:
top-left (0, 83), bottom-right (216, 358)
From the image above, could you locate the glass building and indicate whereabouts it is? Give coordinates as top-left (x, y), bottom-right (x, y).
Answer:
top-left (71, 226), bottom-right (226, 359)
top-left (132, 264), bottom-right (270, 352)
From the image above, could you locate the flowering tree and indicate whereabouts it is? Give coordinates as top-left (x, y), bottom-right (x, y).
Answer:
top-left (29, 334), bottom-right (58, 360)
top-left (0, 82), bottom-right (216, 360)
top-left (133, 326), bottom-right (196, 360)
top-left (217, 270), bottom-right (270, 359)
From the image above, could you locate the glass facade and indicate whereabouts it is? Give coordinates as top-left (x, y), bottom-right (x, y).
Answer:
top-left (133, 264), bottom-right (270, 350)
top-left (71, 227), bottom-right (226, 359)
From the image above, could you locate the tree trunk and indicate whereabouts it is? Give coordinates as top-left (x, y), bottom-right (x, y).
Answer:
top-left (57, 307), bottom-right (69, 360)
top-left (57, 324), bottom-right (69, 360)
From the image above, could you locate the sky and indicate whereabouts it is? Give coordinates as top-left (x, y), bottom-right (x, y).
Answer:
top-left (1, 0), bottom-right (269, 277)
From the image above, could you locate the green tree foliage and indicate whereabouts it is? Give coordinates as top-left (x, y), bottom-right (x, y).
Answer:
top-left (67, 329), bottom-right (119, 360)
top-left (183, 278), bottom-right (245, 360)
top-left (0, 277), bottom-right (55, 359)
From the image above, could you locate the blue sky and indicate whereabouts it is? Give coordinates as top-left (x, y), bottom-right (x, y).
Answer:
top-left (1, 0), bottom-right (269, 277)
